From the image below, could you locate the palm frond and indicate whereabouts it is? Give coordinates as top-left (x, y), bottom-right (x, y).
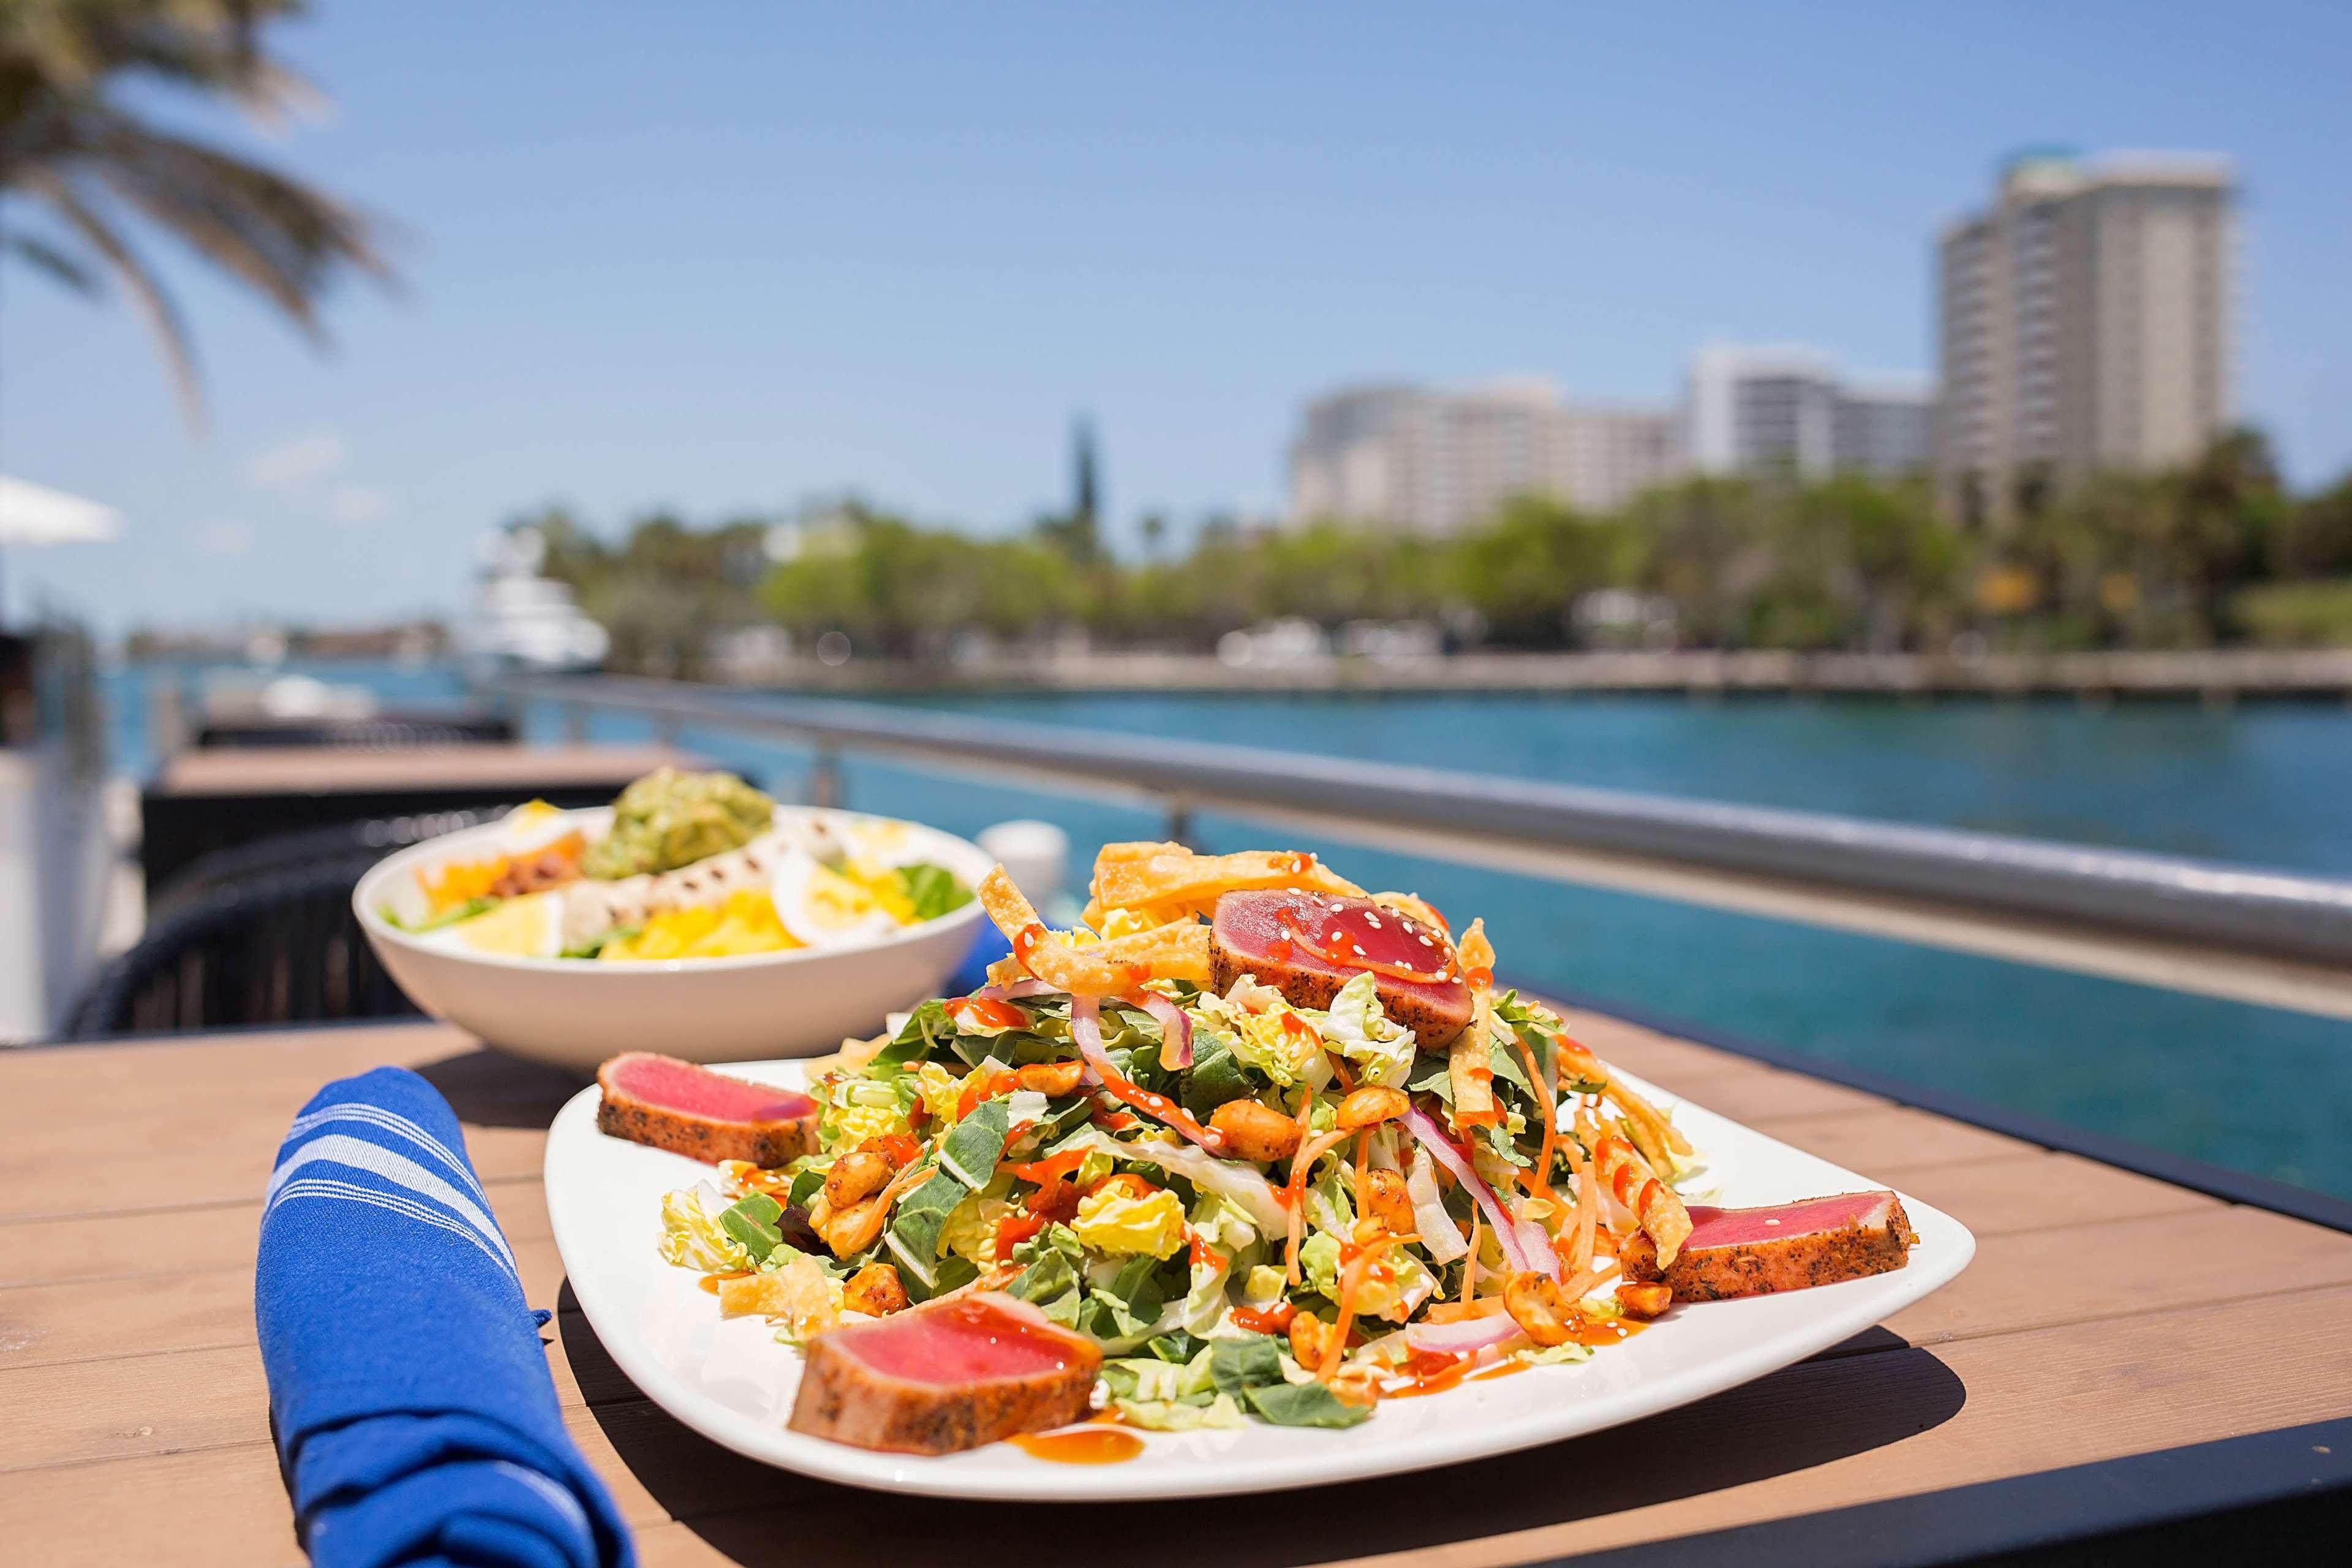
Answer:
top-left (77, 105), bottom-right (386, 336)
top-left (0, 2), bottom-right (380, 423)
top-left (4, 228), bottom-right (99, 291)
top-left (20, 167), bottom-right (203, 426)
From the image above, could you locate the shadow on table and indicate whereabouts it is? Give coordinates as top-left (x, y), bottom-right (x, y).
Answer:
top-left (415, 1046), bottom-right (589, 1128)
top-left (557, 1286), bottom-right (1965, 1565)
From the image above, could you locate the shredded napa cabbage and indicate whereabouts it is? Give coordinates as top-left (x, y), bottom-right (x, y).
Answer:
top-left (1072, 1185), bottom-right (1188, 1259)
top-left (1316, 973), bottom-right (1415, 1088)
top-left (658, 1182), bottom-right (750, 1272)
top-left (1297, 1232), bottom-right (1439, 1323)
top-left (1194, 978), bottom-right (1327, 1087)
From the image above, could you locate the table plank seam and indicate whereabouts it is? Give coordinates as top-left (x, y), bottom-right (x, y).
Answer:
top-left (0, 1169), bottom-right (547, 1231)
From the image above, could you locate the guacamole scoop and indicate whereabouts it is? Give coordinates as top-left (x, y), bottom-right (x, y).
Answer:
top-left (584, 767), bottom-right (775, 880)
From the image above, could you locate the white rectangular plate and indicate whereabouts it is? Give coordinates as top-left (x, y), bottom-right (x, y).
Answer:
top-left (545, 1060), bottom-right (1973, 1501)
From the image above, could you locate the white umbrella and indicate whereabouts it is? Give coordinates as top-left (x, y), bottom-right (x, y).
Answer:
top-left (0, 475), bottom-right (123, 545)
top-left (0, 475), bottom-right (123, 627)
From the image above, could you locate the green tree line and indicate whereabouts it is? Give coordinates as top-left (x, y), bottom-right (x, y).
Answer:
top-left (525, 429), bottom-right (2352, 676)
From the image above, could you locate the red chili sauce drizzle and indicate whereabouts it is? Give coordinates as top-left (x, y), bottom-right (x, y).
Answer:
top-left (1010, 1426), bottom-right (1146, 1464)
top-left (946, 995), bottom-right (1030, 1033)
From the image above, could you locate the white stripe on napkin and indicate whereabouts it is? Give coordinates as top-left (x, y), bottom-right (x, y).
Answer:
top-left (488, 1460), bottom-right (597, 1551)
top-left (282, 1103), bottom-right (491, 1205)
top-left (266, 1133), bottom-right (519, 1278)
top-left (269, 1177), bottom-right (518, 1276)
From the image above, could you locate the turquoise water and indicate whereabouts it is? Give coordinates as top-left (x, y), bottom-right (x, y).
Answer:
top-left (106, 663), bottom-right (2352, 1198)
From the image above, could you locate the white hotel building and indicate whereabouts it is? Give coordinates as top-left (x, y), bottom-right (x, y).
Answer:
top-left (1286, 379), bottom-right (1682, 533)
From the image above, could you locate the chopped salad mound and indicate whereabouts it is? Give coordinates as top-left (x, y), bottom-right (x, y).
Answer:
top-left (383, 767), bottom-right (975, 962)
top-left (657, 841), bottom-right (1708, 1433)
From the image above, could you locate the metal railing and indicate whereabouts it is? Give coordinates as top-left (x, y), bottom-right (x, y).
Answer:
top-left (490, 673), bottom-right (2352, 1021)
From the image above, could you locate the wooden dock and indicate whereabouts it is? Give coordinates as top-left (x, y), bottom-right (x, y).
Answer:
top-left (4, 1008), bottom-right (2346, 1564)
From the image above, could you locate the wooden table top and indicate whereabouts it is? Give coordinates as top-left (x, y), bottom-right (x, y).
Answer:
top-left (149, 743), bottom-right (703, 798)
top-left (6, 1014), bottom-right (2349, 1566)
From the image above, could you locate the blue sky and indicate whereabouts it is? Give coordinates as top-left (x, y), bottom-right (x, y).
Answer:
top-left (7, 1), bottom-right (2350, 631)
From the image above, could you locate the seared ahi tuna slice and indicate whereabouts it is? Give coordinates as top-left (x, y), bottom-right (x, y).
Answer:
top-left (789, 1292), bottom-right (1101, 1455)
top-left (595, 1052), bottom-right (818, 1166)
top-left (1209, 889), bottom-right (1474, 1047)
top-left (1621, 1190), bottom-right (1918, 1302)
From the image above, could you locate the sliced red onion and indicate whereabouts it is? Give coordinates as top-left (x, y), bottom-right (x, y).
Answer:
top-left (1126, 989), bottom-right (1193, 1069)
top-left (1515, 1216), bottom-right (1556, 1268)
top-left (974, 978), bottom-right (1060, 1003)
top-left (1071, 996), bottom-right (1223, 1155)
top-left (1402, 1313), bottom-right (1525, 1356)
top-left (1067, 995), bottom-right (1110, 1089)
top-left (1401, 1106), bottom-right (1556, 1280)
top-left (1403, 1147), bottom-right (1468, 1264)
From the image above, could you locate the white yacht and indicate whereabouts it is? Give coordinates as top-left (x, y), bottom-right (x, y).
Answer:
top-left (455, 528), bottom-right (610, 674)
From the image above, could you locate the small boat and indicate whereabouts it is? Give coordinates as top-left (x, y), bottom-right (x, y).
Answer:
top-left (455, 528), bottom-right (609, 675)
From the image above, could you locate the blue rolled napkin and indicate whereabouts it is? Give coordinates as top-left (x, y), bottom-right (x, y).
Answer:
top-left (257, 1066), bottom-right (634, 1568)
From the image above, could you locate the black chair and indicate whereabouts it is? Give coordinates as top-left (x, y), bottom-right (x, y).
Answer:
top-left (146, 810), bottom-right (497, 919)
top-left (194, 712), bottom-right (518, 750)
top-left (65, 812), bottom-right (496, 1039)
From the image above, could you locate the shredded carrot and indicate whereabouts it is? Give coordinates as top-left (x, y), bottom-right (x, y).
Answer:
top-left (1509, 1029), bottom-right (1562, 1213)
top-left (1283, 1129), bottom-right (1351, 1284)
top-left (1558, 1118), bottom-right (1600, 1276)
top-left (1352, 1127), bottom-right (1371, 1203)
top-left (1320, 1235), bottom-right (1396, 1382)
top-left (1555, 1262), bottom-right (1609, 1308)
top-left (1556, 1030), bottom-right (1691, 1159)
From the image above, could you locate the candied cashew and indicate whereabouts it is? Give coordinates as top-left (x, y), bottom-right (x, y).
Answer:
top-left (1210, 1099), bottom-right (1303, 1163)
top-left (1014, 1059), bottom-right (1088, 1096)
top-left (822, 1150), bottom-right (892, 1208)
top-left (1335, 1087), bottom-right (1409, 1131)
top-left (1502, 1270), bottom-right (1577, 1348)
top-left (843, 1262), bottom-right (910, 1315)
top-left (1359, 1168), bottom-right (1416, 1237)
top-left (1615, 1282), bottom-right (1673, 1320)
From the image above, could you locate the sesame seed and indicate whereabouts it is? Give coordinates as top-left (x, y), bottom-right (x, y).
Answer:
top-left (1365, 914), bottom-right (1382, 929)
top-left (1764, 1218), bottom-right (1781, 1226)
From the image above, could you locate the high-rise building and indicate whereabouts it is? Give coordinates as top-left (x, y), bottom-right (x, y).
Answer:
top-left (1935, 149), bottom-right (2236, 514)
top-left (1685, 344), bottom-right (1934, 480)
top-left (1287, 379), bottom-right (1679, 532)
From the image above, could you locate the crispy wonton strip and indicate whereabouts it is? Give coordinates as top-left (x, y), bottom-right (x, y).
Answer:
top-left (1449, 991), bottom-right (1501, 1131)
top-left (1084, 842), bottom-right (1365, 927)
top-left (1592, 1128), bottom-right (1692, 1268)
top-left (978, 865), bottom-right (1211, 995)
top-left (1556, 1035), bottom-right (1693, 1160)
top-left (1455, 918), bottom-right (1495, 986)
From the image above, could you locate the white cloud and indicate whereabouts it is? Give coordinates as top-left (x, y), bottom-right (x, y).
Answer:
top-left (245, 431), bottom-right (347, 492)
top-left (329, 484), bottom-right (394, 524)
top-left (196, 521), bottom-right (254, 557)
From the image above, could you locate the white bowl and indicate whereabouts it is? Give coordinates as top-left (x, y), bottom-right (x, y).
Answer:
top-left (354, 805), bottom-right (994, 1072)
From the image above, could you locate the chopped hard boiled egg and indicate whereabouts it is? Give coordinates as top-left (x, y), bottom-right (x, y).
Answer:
top-left (769, 851), bottom-right (901, 948)
top-left (496, 799), bottom-right (582, 856)
top-left (420, 890), bottom-right (567, 959)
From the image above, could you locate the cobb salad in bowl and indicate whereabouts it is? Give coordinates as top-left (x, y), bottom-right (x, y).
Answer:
top-left (354, 769), bottom-right (992, 1068)
top-left (383, 767), bottom-right (974, 962)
